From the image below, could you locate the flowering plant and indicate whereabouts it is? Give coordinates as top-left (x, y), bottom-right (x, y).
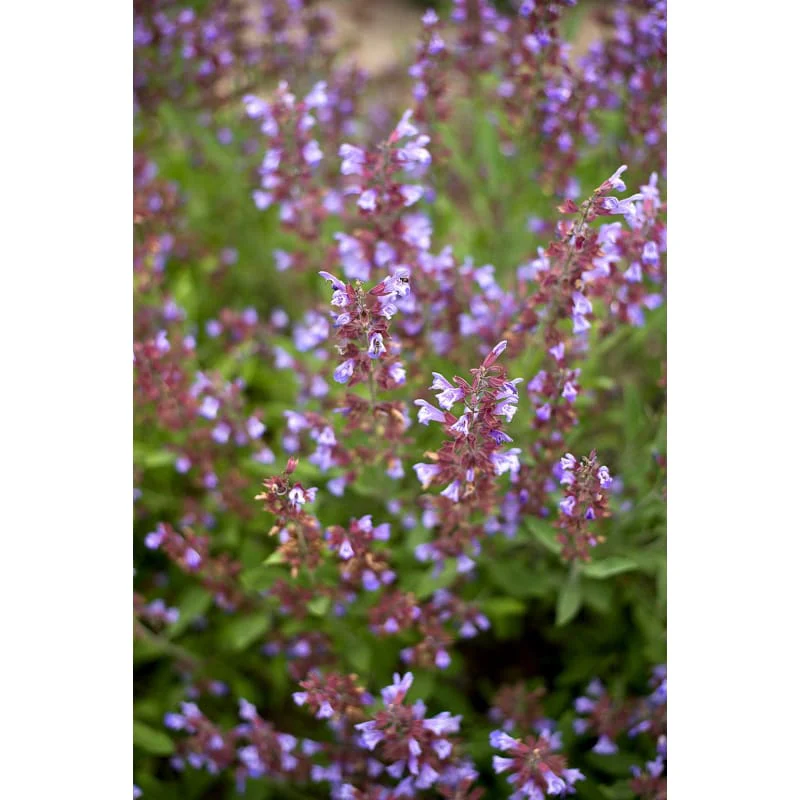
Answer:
top-left (134, 1), bottom-right (666, 798)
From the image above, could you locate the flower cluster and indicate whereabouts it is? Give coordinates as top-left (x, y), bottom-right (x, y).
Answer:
top-left (143, 522), bottom-right (244, 610)
top-left (293, 671), bottom-right (371, 723)
top-left (556, 452), bottom-right (613, 561)
top-left (134, 593), bottom-right (179, 629)
top-left (412, 341), bottom-right (522, 560)
top-left (326, 515), bottom-right (395, 592)
top-left (489, 683), bottom-right (549, 734)
top-left (490, 728), bottom-right (584, 798)
top-left (352, 672), bottom-right (467, 795)
top-left (254, 459), bottom-right (323, 577)
top-left (320, 267), bottom-right (410, 393)
top-left (244, 80), bottom-right (339, 237)
top-left (572, 678), bottom-right (632, 754)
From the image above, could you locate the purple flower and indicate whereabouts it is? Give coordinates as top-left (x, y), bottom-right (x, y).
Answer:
top-left (381, 672), bottom-right (414, 705)
top-left (491, 448), bottom-right (521, 476)
top-left (492, 755), bottom-right (514, 774)
top-left (528, 370), bottom-right (547, 394)
top-left (274, 249), bottom-right (293, 272)
top-left (383, 267), bottom-right (412, 298)
top-left (562, 382), bottom-right (578, 403)
top-left (400, 185), bottom-right (425, 207)
top-left (362, 571), bottom-right (381, 591)
top-left (416, 763), bottom-right (439, 789)
top-left (644, 293), bottom-right (663, 310)
top-left (254, 447), bottom-right (275, 464)
top-left (358, 189), bottom-right (378, 212)
top-left (587, 678), bottom-right (605, 697)
top-left (572, 291), bottom-right (593, 316)
top-left (239, 698), bottom-right (258, 720)
top-left (605, 164), bottom-right (628, 192)
top-left (247, 417), bottom-right (266, 439)
top-left (624, 262), bottom-right (643, 282)
top-left (593, 735), bottom-right (618, 755)
top-left (302, 140), bottom-right (323, 166)
top-left (144, 528), bottom-right (164, 549)
top-left (573, 718), bottom-right (589, 735)
top-left (573, 314), bottom-right (591, 334)
top-left (394, 109), bottom-right (419, 139)
top-left (559, 496), bottom-right (576, 516)
top-left (413, 462), bottom-right (440, 488)
top-left (211, 423), bottom-right (230, 444)
top-left (175, 456), bottom-right (191, 474)
top-left (433, 739), bottom-right (452, 759)
top-left (386, 459), bottom-right (404, 479)
top-left (642, 241), bottom-right (659, 265)
top-left (334, 359), bottom-right (355, 384)
top-left (368, 333), bottom-right (386, 359)
top-left (384, 617), bottom-right (400, 634)
top-left (597, 466), bottom-right (612, 488)
top-left (495, 398), bottom-right (519, 422)
top-left (253, 190), bottom-right (272, 210)
top-left (423, 712), bottom-right (461, 736)
top-left (563, 768), bottom-right (585, 787)
top-left (602, 193), bottom-right (644, 222)
top-left (414, 399), bottom-right (446, 425)
top-left (155, 330), bottom-right (170, 353)
top-left (198, 396), bottom-right (219, 419)
top-left (488, 339), bottom-right (507, 359)
top-left (339, 144), bottom-right (366, 176)
top-left (429, 372), bottom-right (464, 410)
top-left (574, 696), bottom-right (595, 713)
top-left (451, 413), bottom-right (471, 435)
top-left (387, 760), bottom-right (407, 779)
top-left (184, 548), bottom-right (202, 569)
top-left (319, 270), bottom-right (346, 292)
top-left (441, 480), bottom-right (461, 502)
top-left (164, 712), bottom-right (185, 730)
top-left (549, 342), bottom-right (565, 362)
top-left (435, 649), bottom-right (451, 669)
top-left (338, 539), bottom-right (354, 560)
top-left (489, 730), bottom-right (518, 751)
top-left (542, 769), bottom-right (566, 795)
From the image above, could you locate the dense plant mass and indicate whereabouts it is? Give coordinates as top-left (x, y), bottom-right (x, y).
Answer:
top-left (133, 1), bottom-right (666, 798)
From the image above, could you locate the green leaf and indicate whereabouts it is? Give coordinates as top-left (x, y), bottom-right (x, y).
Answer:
top-left (482, 597), bottom-right (526, 619)
top-left (412, 558), bottom-right (459, 600)
top-left (264, 550), bottom-right (286, 566)
top-left (139, 450), bottom-right (175, 469)
top-left (240, 564), bottom-right (280, 593)
top-left (166, 586), bottom-right (212, 638)
top-left (133, 720), bottom-right (174, 756)
top-left (525, 518), bottom-right (562, 555)
top-left (582, 557), bottom-right (639, 580)
top-left (556, 570), bottom-right (582, 626)
top-left (308, 595), bottom-right (331, 617)
top-left (486, 556), bottom-right (541, 598)
top-left (222, 614), bottom-right (269, 652)
top-left (344, 637), bottom-right (371, 674)
top-left (483, 596), bottom-right (527, 640)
